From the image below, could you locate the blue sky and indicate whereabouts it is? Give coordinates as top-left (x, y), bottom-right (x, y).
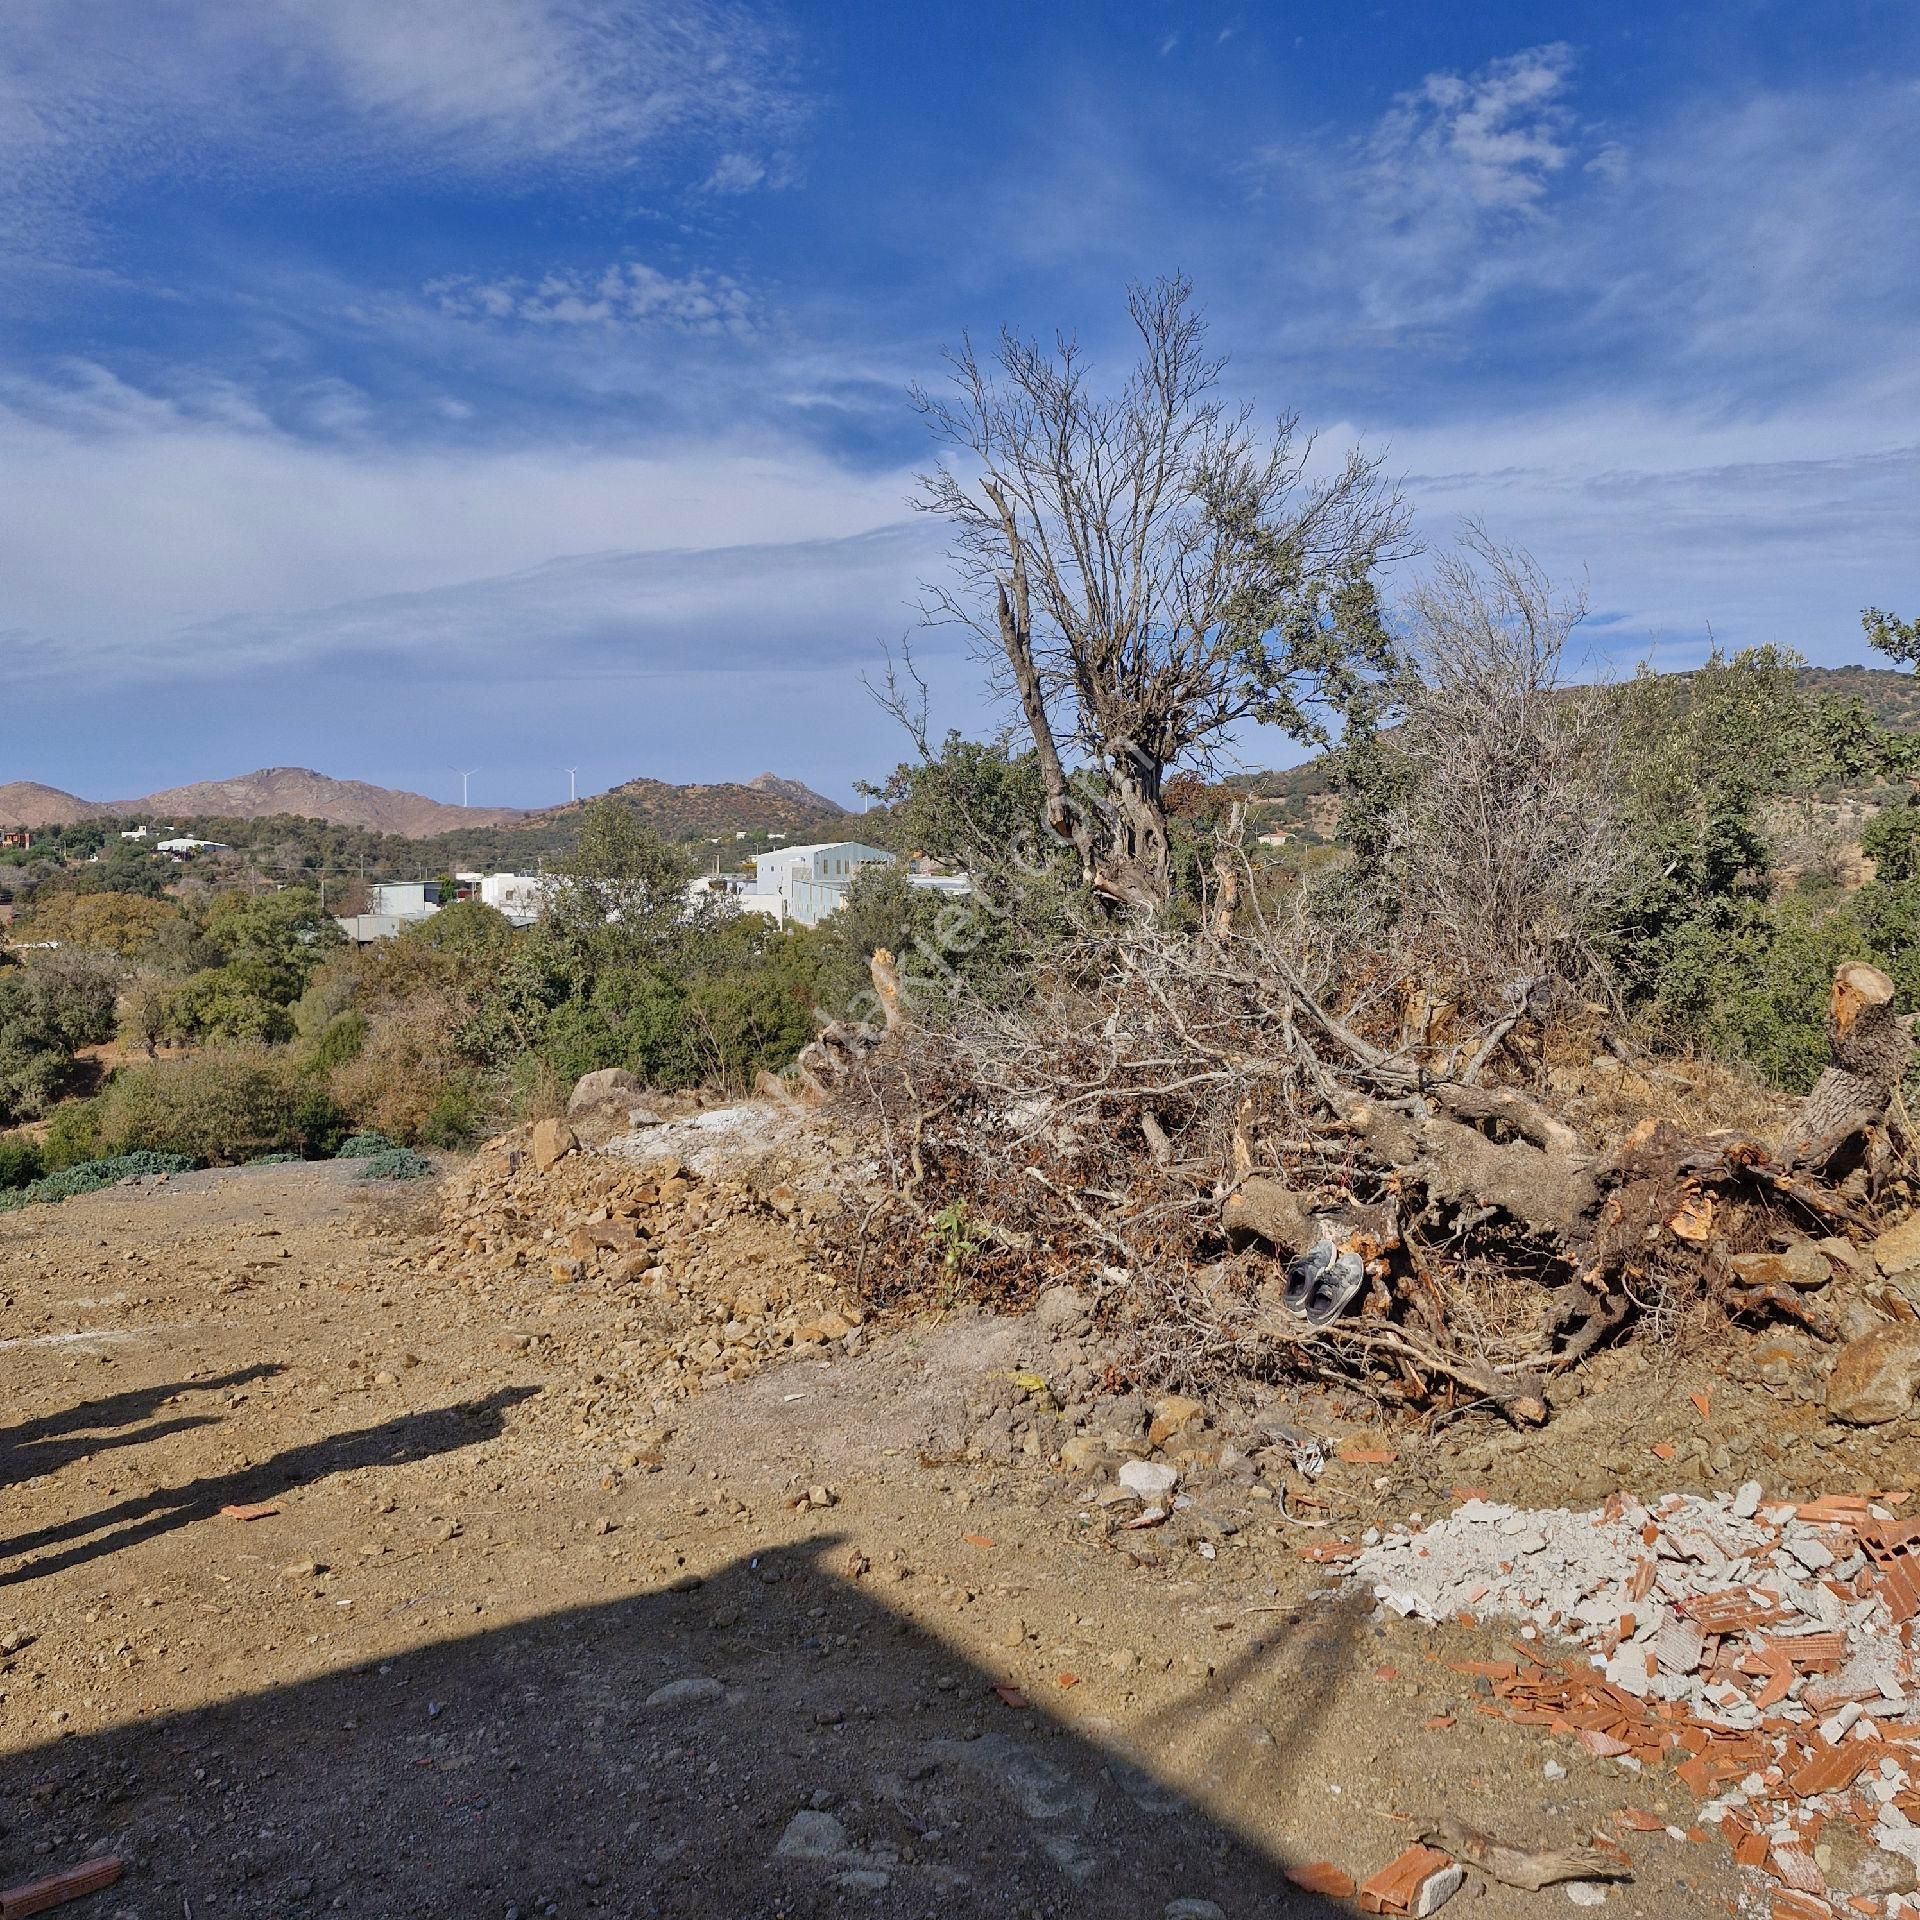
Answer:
top-left (4, 0), bottom-right (1917, 809)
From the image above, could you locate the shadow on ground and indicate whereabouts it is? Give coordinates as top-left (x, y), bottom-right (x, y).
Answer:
top-left (1, 1533), bottom-right (1369, 1919)
top-left (0, 1387), bottom-right (534, 1589)
top-left (0, 1367), bottom-right (284, 1494)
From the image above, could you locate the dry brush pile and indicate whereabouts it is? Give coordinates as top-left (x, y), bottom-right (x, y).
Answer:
top-left (820, 936), bottom-right (1914, 1428)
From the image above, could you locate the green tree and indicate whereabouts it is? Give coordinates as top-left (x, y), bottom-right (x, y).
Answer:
top-left (201, 888), bottom-right (339, 1004)
top-left (1864, 800), bottom-right (1920, 884)
top-left (540, 800), bottom-right (706, 980)
top-left (1865, 607), bottom-right (1920, 670)
top-left (0, 952), bottom-right (119, 1121)
top-left (1607, 646), bottom-right (1872, 1012)
top-left (19, 892), bottom-right (180, 958)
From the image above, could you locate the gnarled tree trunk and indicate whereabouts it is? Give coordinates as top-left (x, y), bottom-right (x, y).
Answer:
top-left (1779, 962), bottom-right (1913, 1172)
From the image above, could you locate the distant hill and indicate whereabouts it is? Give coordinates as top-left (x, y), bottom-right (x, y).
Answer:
top-left (596, 774), bottom-right (848, 841)
top-left (125, 768), bottom-right (527, 837)
top-left (1793, 665), bottom-right (1920, 731)
top-left (746, 771), bottom-right (847, 816)
top-left (1, 763), bottom-right (852, 848)
top-left (0, 782), bottom-right (101, 828)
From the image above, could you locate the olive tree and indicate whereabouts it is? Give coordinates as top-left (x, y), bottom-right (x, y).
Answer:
top-left (912, 275), bottom-right (1410, 916)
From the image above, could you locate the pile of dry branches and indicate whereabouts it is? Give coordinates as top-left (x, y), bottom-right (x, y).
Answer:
top-left (822, 931), bottom-right (1909, 1427)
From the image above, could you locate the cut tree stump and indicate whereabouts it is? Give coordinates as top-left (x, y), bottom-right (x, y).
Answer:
top-left (1779, 963), bottom-right (1914, 1173)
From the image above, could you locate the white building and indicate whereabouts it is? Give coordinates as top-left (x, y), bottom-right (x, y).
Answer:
top-left (477, 872), bottom-right (552, 927)
top-left (369, 881), bottom-right (440, 921)
top-left (687, 871), bottom-right (784, 920)
top-left (155, 836), bottom-right (227, 858)
top-left (751, 842), bottom-right (894, 927)
top-left (334, 879), bottom-right (440, 944)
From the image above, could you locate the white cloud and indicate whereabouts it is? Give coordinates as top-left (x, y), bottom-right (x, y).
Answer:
top-left (0, 363), bottom-right (921, 677)
top-left (0, 0), bottom-right (802, 262)
top-left (169, 522), bottom-right (942, 678)
top-left (1243, 51), bottom-right (1919, 391)
top-left (426, 261), bottom-right (758, 336)
top-left (1365, 43), bottom-right (1578, 217)
top-left (705, 151), bottom-right (769, 193)
top-left (1378, 415), bottom-right (1920, 670)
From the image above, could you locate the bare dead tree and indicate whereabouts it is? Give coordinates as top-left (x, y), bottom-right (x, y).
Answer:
top-left (1353, 522), bottom-right (1621, 1029)
top-left (912, 274), bottom-right (1411, 917)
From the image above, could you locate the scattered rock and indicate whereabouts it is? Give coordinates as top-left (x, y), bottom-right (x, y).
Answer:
top-left (531, 1118), bottom-right (577, 1174)
top-left (1117, 1459), bottom-right (1179, 1500)
top-left (1816, 1234), bottom-right (1875, 1281)
top-left (566, 1068), bottom-right (653, 1145)
top-left (1033, 1284), bottom-right (1091, 1335)
top-left (1828, 1324), bottom-right (1920, 1424)
top-left (774, 1809), bottom-right (848, 1860)
top-left (644, 1676), bottom-right (723, 1710)
top-left (1873, 1214), bottom-right (1920, 1281)
top-left (1823, 1823), bottom-right (1919, 1895)
top-left (1164, 1901), bottom-right (1227, 1920)
top-left (1148, 1394), bottom-right (1207, 1448)
top-left (1728, 1244), bottom-right (1832, 1292)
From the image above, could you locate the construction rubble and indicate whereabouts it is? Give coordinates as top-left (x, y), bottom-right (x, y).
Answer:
top-left (1347, 1488), bottom-right (1920, 1915)
top-left (423, 1115), bottom-right (868, 1415)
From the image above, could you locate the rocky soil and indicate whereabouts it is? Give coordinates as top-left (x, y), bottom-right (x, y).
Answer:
top-left (6, 1108), bottom-right (1920, 1917)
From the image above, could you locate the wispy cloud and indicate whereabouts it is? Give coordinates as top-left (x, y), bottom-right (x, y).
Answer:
top-left (425, 261), bottom-right (759, 336)
top-left (0, 0), bottom-right (804, 263)
top-left (0, 361), bottom-right (920, 675)
top-left (1243, 46), bottom-right (1920, 402)
top-left (167, 523), bottom-right (941, 679)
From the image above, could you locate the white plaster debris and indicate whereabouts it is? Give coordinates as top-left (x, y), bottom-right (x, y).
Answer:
top-left (1345, 1490), bottom-right (1920, 1902)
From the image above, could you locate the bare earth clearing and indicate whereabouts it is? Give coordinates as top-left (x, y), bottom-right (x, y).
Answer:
top-left (0, 1114), bottom-right (1908, 1919)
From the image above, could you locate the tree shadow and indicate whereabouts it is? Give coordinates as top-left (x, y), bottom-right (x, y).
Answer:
top-left (0, 1536), bottom-right (1365, 1918)
top-left (0, 1387), bottom-right (536, 1589)
top-left (0, 1364), bottom-right (284, 1492)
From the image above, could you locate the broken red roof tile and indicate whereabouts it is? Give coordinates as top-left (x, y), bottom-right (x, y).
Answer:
top-left (1768, 1841), bottom-right (1826, 1897)
top-left (1789, 1742), bottom-right (1884, 1799)
top-left (1356, 1845), bottom-right (1457, 1917)
top-left (1285, 1862), bottom-right (1358, 1898)
top-left (1770, 1894), bottom-right (1835, 1920)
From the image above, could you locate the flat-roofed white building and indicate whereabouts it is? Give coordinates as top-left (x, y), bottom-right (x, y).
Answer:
top-left (478, 872), bottom-right (552, 926)
top-left (751, 842), bottom-right (894, 927)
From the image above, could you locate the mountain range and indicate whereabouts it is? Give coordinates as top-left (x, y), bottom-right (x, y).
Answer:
top-left (0, 767), bottom-right (848, 840)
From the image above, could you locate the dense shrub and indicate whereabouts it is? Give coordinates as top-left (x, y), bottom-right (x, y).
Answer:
top-left (0, 1150), bottom-right (194, 1213)
top-left (0, 1132), bottom-right (44, 1189)
top-left (87, 1046), bottom-right (345, 1165)
top-left (18, 893), bottom-right (182, 958)
top-left (355, 1146), bottom-right (435, 1181)
top-left (336, 1132), bottom-right (400, 1158)
top-left (41, 1096), bottom-right (104, 1169)
top-left (301, 1011), bottom-right (368, 1074)
top-left (328, 998), bottom-right (492, 1147)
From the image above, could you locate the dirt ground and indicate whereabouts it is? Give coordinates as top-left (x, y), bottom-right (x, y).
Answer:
top-left (1, 1141), bottom-right (1912, 1919)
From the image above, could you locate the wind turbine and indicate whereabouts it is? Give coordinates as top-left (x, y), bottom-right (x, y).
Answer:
top-left (449, 768), bottom-right (478, 807)
top-left (565, 767), bottom-right (578, 804)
